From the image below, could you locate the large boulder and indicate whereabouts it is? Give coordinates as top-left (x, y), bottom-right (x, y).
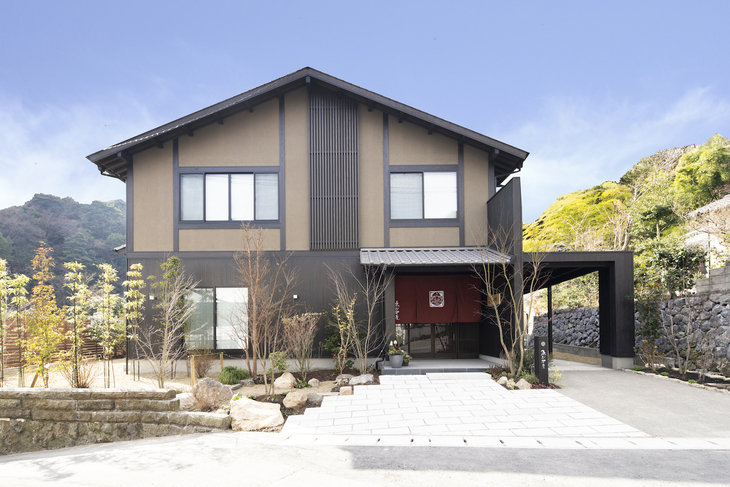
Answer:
top-left (515, 378), bottom-right (532, 390)
top-left (177, 392), bottom-right (199, 411)
top-left (230, 398), bottom-right (284, 431)
top-left (306, 393), bottom-right (323, 407)
top-left (193, 378), bottom-right (233, 411)
top-left (283, 391), bottom-right (308, 409)
top-left (335, 374), bottom-right (354, 386)
top-left (349, 374), bottom-right (374, 386)
top-left (274, 372), bottom-right (297, 389)
top-left (308, 378), bottom-right (320, 388)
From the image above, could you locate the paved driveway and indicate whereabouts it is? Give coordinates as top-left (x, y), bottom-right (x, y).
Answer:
top-left (283, 372), bottom-right (646, 439)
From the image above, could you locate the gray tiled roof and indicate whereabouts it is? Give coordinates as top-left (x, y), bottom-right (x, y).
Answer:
top-left (688, 194), bottom-right (730, 217)
top-left (359, 247), bottom-right (511, 266)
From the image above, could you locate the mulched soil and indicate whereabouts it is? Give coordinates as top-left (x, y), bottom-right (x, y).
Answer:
top-left (633, 366), bottom-right (730, 390)
top-left (252, 368), bottom-right (380, 386)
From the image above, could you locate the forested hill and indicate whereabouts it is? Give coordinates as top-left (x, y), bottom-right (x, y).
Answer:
top-left (524, 134), bottom-right (730, 252)
top-left (0, 194), bottom-right (126, 288)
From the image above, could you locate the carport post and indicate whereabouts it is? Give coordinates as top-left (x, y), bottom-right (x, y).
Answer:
top-left (547, 286), bottom-right (553, 354)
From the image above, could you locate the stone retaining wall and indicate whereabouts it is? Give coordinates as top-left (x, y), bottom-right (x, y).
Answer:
top-left (533, 292), bottom-right (730, 375)
top-left (532, 308), bottom-right (600, 348)
top-left (0, 388), bottom-right (231, 456)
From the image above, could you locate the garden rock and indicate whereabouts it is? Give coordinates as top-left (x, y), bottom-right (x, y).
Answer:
top-left (339, 386), bottom-right (353, 395)
top-left (283, 391), bottom-right (308, 409)
top-left (230, 397), bottom-right (284, 431)
top-left (308, 378), bottom-right (320, 387)
top-left (349, 374), bottom-right (374, 386)
top-left (515, 378), bottom-right (532, 390)
top-left (193, 378), bottom-right (233, 410)
top-left (177, 392), bottom-right (199, 411)
top-left (274, 372), bottom-right (296, 389)
top-left (497, 376), bottom-right (509, 386)
top-left (335, 374), bottom-right (354, 386)
top-left (306, 393), bottom-right (323, 407)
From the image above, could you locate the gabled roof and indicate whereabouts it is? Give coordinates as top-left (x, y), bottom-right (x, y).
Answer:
top-left (687, 194), bottom-right (730, 218)
top-left (359, 247), bottom-right (511, 267)
top-left (87, 67), bottom-right (529, 183)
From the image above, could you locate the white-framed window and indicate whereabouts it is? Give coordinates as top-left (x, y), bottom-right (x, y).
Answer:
top-left (390, 171), bottom-right (457, 219)
top-left (187, 287), bottom-right (248, 350)
top-left (180, 173), bottom-right (279, 222)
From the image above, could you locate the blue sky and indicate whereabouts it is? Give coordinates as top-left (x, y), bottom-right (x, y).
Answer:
top-left (1, 0), bottom-right (729, 222)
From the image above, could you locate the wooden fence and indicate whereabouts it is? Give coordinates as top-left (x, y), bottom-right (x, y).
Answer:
top-left (0, 319), bottom-right (106, 370)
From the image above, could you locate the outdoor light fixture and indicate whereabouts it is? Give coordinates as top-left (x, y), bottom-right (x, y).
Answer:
top-left (293, 294), bottom-right (298, 300)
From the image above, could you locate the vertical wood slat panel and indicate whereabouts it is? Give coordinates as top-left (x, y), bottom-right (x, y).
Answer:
top-left (309, 88), bottom-right (359, 250)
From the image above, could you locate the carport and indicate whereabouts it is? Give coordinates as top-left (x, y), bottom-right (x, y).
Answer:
top-left (531, 251), bottom-right (635, 369)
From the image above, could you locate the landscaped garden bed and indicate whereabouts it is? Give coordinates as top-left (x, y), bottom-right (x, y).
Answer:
top-left (630, 365), bottom-right (730, 391)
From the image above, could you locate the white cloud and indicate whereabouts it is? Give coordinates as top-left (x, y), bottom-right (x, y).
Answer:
top-left (0, 94), bottom-right (158, 210)
top-left (502, 88), bottom-right (730, 222)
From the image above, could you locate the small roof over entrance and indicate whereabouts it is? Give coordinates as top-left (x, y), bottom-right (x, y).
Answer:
top-left (359, 247), bottom-right (511, 267)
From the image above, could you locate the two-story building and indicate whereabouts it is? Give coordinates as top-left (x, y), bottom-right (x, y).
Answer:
top-left (87, 68), bottom-right (635, 369)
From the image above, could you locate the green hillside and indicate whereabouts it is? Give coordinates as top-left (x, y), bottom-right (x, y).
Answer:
top-left (524, 134), bottom-right (730, 310)
top-left (524, 134), bottom-right (730, 253)
top-left (0, 194), bottom-right (126, 296)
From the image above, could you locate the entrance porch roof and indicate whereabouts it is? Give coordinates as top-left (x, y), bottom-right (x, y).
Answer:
top-left (359, 247), bottom-right (511, 267)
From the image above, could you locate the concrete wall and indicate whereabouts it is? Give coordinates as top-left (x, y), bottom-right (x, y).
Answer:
top-left (178, 98), bottom-right (279, 167)
top-left (133, 145), bottom-right (174, 251)
top-left (285, 88), bottom-right (310, 251)
top-left (0, 389), bottom-right (230, 455)
top-left (389, 120), bottom-right (457, 165)
top-left (359, 105), bottom-right (385, 248)
top-left (695, 266), bottom-right (730, 294)
top-left (464, 144), bottom-right (490, 245)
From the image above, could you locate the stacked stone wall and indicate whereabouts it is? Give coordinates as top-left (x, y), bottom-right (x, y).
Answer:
top-left (532, 308), bottom-right (600, 348)
top-left (533, 292), bottom-right (730, 375)
top-left (0, 388), bottom-right (231, 456)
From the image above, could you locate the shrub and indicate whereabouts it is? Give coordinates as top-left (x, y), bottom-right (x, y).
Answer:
top-left (295, 379), bottom-right (311, 389)
top-left (218, 366), bottom-right (251, 385)
top-left (632, 365), bottom-right (643, 371)
top-left (522, 373), bottom-right (538, 385)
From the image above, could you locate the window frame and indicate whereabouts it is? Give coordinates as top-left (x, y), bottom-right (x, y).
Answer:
top-left (186, 286), bottom-right (248, 352)
top-left (178, 170), bottom-right (280, 226)
top-left (389, 169), bottom-right (459, 223)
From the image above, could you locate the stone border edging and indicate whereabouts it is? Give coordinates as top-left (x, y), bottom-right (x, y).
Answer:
top-left (621, 368), bottom-right (730, 394)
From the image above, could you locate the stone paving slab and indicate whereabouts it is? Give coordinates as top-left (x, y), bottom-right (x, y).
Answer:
top-left (281, 372), bottom-right (649, 439)
top-left (279, 434), bottom-right (730, 450)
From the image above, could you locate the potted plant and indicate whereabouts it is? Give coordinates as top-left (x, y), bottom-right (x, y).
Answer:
top-left (388, 340), bottom-right (405, 368)
top-left (403, 354), bottom-right (411, 366)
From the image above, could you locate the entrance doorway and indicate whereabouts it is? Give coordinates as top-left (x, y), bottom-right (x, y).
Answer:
top-left (399, 323), bottom-right (479, 359)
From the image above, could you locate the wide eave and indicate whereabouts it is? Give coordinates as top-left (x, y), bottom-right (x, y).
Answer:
top-left (87, 67), bottom-right (529, 183)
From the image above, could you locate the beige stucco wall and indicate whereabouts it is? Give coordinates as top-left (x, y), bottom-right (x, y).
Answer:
top-left (133, 146), bottom-right (173, 251)
top-left (178, 98), bottom-right (279, 167)
top-left (285, 87), bottom-right (310, 251)
top-left (359, 105), bottom-right (384, 247)
top-left (179, 229), bottom-right (280, 252)
top-left (389, 227), bottom-right (460, 247)
top-left (464, 144), bottom-right (490, 246)
top-left (389, 119), bottom-right (458, 165)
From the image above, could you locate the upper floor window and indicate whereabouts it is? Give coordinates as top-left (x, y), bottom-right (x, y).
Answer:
top-left (180, 173), bottom-right (279, 222)
top-left (390, 171), bottom-right (457, 219)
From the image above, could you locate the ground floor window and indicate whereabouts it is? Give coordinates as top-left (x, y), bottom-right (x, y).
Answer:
top-left (186, 287), bottom-right (248, 350)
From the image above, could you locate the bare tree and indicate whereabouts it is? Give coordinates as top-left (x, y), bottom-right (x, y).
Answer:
top-left (232, 223), bottom-right (297, 394)
top-left (473, 228), bottom-right (546, 378)
top-left (138, 256), bottom-right (198, 388)
top-left (328, 264), bottom-right (392, 374)
top-left (281, 312), bottom-right (320, 382)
